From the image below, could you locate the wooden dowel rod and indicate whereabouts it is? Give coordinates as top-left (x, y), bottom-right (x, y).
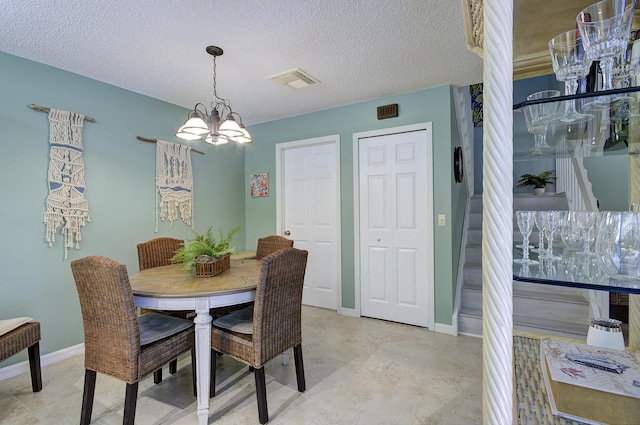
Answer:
top-left (28, 104), bottom-right (96, 122)
top-left (136, 136), bottom-right (205, 155)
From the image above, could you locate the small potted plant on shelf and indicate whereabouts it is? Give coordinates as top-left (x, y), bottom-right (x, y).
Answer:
top-left (517, 170), bottom-right (555, 196)
top-left (172, 224), bottom-right (240, 277)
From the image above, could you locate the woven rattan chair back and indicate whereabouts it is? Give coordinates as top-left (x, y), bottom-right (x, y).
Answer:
top-left (71, 255), bottom-right (196, 425)
top-left (137, 237), bottom-right (183, 270)
top-left (72, 256), bottom-right (142, 382)
top-left (211, 247), bottom-right (308, 424)
top-left (255, 235), bottom-right (293, 259)
top-left (253, 247), bottom-right (308, 365)
top-left (137, 237), bottom-right (191, 381)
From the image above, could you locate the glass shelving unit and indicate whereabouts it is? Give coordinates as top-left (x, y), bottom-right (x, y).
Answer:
top-left (513, 245), bottom-right (640, 295)
top-left (512, 86), bottom-right (640, 295)
top-left (513, 86), bottom-right (640, 162)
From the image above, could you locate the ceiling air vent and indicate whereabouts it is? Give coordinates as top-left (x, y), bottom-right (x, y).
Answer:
top-left (268, 68), bottom-right (319, 89)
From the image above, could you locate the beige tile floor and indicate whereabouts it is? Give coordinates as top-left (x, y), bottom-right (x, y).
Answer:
top-left (0, 307), bottom-right (483, 425)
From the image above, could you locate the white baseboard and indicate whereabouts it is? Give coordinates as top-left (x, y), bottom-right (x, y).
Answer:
top-left (0, 343), bottom-right (84, 382)
top-left (434, 322), bottom-right (457, 336)
top-left (339, 307), bottom-right (358, 317)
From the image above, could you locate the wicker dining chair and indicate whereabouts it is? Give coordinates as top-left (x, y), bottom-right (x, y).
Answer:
top-left (255, 235), bottom-right (294, 259)
top-left (0, 320), bottom-right (42, 392)
top-left (210, 247), bottom-right (308, 424)
top-left (137, 237), bottom-right (193, 381)
top-left (137, 237), bottom-right (183, 271)
top-left (71, 255), bottom-right (196, 425)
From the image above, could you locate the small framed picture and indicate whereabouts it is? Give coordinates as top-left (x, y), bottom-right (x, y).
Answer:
top-left (249, 173), bottom-right (269, 197)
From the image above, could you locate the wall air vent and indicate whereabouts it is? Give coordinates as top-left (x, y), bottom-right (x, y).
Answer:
top-left (377, 103), bottom-right (398, 120)
top-left (268, 68), bottom-right (319, 89)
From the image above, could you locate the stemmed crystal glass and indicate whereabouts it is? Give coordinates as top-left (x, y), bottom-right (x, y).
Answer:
top-left (514, 211), bottom-right (538, 264)
top-left (613, 38), bottom-right (640, 88)
top-left (577, 211), bottom-right (597, 256)
top-left (595, 211), bottom-right (640, 280)
top-left (548, 29), bottom-right (594, 124)
top-left (560, 211), bottom-right (584, 251)
top-left (540, 211), bottom-right (562, 260)
top-left (576, 0), bottom-right (637, 96)
top-left (532, 210), bottom-right (546, 255)
top-left (524, 90), bottom-right (561, 154)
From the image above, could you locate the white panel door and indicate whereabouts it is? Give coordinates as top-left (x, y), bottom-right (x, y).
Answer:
top-left (283, 141), bottom-right (339, 310)
top-left (359, 129), bottom-right (431, 327)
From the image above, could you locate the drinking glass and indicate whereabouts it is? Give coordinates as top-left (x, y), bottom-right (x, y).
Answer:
top-left (532, 210), bottom-right (546, 254)
top-left (613, 38), bottom-right (640, 88)
top-left (577, 211), bottom-right (597, 255)
top-left (548, 29), bottom-right (594, 124)
top-left (524, 90), bottom-right (561, 154)
top-left (595, 211), bottom-right (640, 280)
top-left (560, 211), bottom-right (584, 251)
top-left (541, 210), bottom-right (562, 260)
top-left (514, 211), bottom-right (538, 264)
top-left (576, 0), bottom-right (637, 93)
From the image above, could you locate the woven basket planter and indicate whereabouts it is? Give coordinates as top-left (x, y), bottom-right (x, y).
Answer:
top-left (195, 254), bottom-right (231, 277)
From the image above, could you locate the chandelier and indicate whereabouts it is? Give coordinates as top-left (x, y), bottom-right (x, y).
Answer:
top-left (176, 46), bottom-right (252, 145)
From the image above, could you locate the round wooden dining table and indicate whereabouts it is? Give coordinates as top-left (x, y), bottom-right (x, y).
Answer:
top-left (129, 257), bottom-right (261, 425)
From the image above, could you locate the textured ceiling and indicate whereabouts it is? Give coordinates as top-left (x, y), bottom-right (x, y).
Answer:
top-left (1, 0), bottom-right (483, 126)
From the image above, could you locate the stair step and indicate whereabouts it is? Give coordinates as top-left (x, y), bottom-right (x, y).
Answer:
top-left (513, 314), bottom-right (588, 339)
top-left (465, 244), bottom-right (482, 265)
top-left (458, 308), bottom-right (589, 339)
top-left (461, 283), bottom-right (589, 319)
top-left (463, 265), bottom-right (483, 286)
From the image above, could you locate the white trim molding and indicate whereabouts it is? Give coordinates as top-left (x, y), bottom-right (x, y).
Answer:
top-left (0, 343), bottom-right (84, 382)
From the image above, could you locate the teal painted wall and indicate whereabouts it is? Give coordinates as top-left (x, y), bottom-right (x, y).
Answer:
top-left (0, 52), bottom-right (246, 366)
top-left (244, 85), bottom-right (458, 325)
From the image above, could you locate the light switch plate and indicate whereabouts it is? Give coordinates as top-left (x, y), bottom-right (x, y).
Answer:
top-left (438, 214), bottom-right (446, 226)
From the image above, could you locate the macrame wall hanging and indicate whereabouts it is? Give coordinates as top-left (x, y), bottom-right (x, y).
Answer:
top-left (43, 108), bottom-right (91, 259)
top-left (155, 139), bottom-right (194, 231)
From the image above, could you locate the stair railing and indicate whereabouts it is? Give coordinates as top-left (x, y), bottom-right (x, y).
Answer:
top-left (451, 86), bottom-right (476, 335)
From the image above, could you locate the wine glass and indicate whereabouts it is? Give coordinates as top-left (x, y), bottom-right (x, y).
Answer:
top-left (524, 90), bottom-right (561, 154)
top-left (541, 210), bottom-right (562, 260)
top-left (577, 211), bottom-right (597, 256)
top-left (576, 0), bottom-right (637, 95)
top-left (548, 29), bottom-right (594, 124)
top-left (596, 211), bottom-right (640, 280)
top-left (532, 210), bottom-right (546, 255)
top-left (613, 38), bottom-right (640, 88)
top-left (514, 211), bottom-right (538, 264)
top-left (560, 211), bottom-right (584, 251)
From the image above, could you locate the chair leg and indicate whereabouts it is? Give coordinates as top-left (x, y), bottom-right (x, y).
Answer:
top-left (254, 367), bottom-right (268, 424)
top-left (210, 349), bottom-right (217, 398)
top-left (169, 359), bottom-right (177, 374)
top-left (293, 344), bottom-right (306, 392)
top-left (123, 382), bottom-right (139, 425)
top-left (153, 368), bottom-right (162, 384)
top-left (27, 342), bottom-right (42, 392)
top-left (80, 370), bottom-right (96, 425)
top-left (191, 349), bottom-right (197, 397)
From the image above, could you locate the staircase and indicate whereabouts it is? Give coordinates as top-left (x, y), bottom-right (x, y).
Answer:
top-left (458, 193), bottom-right (591, 339)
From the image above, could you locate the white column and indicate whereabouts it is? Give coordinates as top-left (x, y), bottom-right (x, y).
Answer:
top-left (482, 0), bottom-right (513, 424)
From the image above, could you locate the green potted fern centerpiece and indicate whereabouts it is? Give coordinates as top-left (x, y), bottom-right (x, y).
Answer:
top-left (172, 224), bottom-right (240, 277)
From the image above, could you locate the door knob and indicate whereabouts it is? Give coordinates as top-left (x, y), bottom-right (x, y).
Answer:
top-left (376, 238), bottom-right (381, 241)
top-left (284, 230), bottom-right (291, 236)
